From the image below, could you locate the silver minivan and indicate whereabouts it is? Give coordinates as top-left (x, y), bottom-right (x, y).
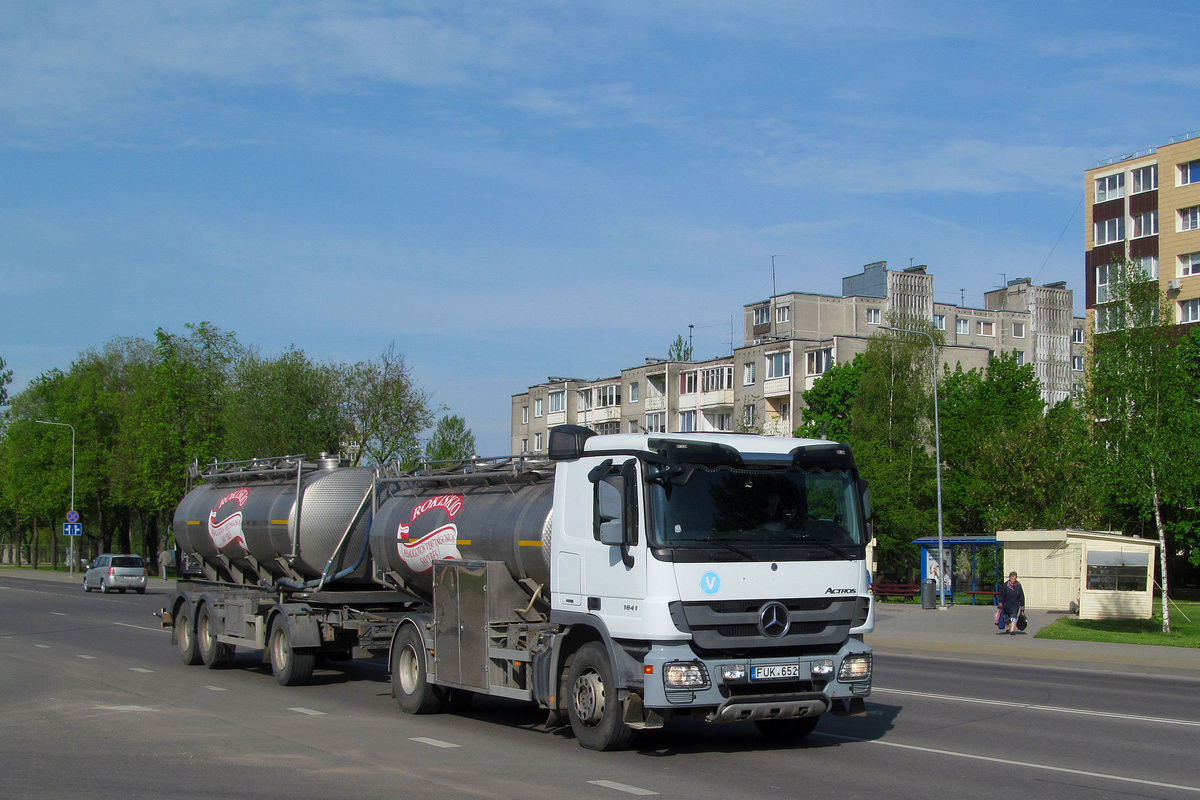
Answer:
top-left (83, 554), bottom-right (148, 594)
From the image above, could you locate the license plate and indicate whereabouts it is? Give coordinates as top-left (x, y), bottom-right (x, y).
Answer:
top-left (751, 664), bottom-right (800, 680)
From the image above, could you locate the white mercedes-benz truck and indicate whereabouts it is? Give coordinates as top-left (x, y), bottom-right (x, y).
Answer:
top-left (164, 425), bottom-right (874, 750)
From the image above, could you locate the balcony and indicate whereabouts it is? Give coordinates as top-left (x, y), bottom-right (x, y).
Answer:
top-left (763, 419), bottom-right (792, 437)
top-left (699, 389), bottom-right (734, 408)
top-left (644, 396), bottom-right (666, 412)
top-left (763, 377), bottom-right (792, 397)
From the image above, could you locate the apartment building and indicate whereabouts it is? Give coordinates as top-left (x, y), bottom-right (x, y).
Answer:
top-left (1085, 130), bottom-right (1200, 329)
top-left (511, 262), bottom-right (1085, 454)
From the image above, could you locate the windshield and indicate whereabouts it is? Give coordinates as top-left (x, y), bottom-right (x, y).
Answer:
top-left (648, 464), bottom-right (864, 555)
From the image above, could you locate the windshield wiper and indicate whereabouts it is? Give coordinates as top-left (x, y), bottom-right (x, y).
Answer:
top-left (756, 536), bottom-right (856, 560)
top-left (698, 538), bottom-right (754, 559)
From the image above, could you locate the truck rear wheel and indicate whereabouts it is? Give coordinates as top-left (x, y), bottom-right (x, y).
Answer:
top-left (754, 715), bottom-right (820, 740)
top-left (197, 604), bottom-right (233, 668)
top-left (269, 620), bottom-right (315, 686)
top-left (566, 642), bottom-right (634, 751)
top-left (391, 626), bottom-right (445, 714)
top-left (176, 607), bottom-right (202, 666)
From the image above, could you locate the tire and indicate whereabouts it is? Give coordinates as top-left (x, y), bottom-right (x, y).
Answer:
top-left (754, 715), bottom-right (821, 741)
top-left (118, 588), bottom-right (127, 594)
top-left (83, 579), bottom-right (91, 592)
top-left (196, 605), bottom-right (233, 669)
top-left (176, 607), bottom-right (202, 666)
top-left (566, 642), bottom-right (635, 751)
top-left (99, 582), bottom-right (109, 594)
top-left (135, 588), bottom-right (146, 595)
top-left (269, 620), bottom-right (315, 686)
top-left (390, 625), bottom-right (445, 714)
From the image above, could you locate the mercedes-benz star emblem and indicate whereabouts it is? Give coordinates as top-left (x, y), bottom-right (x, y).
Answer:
top-left (758, 601), bottom-right (791, 638)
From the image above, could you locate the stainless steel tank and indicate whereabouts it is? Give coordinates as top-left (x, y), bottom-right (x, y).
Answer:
top-left (368, 478), bottom-right (553, 600)
top-left (173, 465), bottom-right (376, 586)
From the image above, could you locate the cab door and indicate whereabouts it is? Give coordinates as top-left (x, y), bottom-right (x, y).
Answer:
top-left (579, 458), bottom-right (648, 639)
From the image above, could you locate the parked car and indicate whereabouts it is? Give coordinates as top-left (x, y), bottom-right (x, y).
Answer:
top-left (83, 554), bottom-right (148, 594)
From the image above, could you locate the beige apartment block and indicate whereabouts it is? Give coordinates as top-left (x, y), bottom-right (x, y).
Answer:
top-left (511, 261), bottom-right (1085, 453)
top-left (1085, 130), bottom-right (1200, 331)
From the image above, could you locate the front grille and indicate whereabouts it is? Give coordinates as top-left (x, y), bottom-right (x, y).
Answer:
top-left (672, 596), bottom-right (860, 651)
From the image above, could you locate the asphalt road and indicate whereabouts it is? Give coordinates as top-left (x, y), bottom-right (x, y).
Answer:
top-left (3, 572), bottom-right (1199, 800)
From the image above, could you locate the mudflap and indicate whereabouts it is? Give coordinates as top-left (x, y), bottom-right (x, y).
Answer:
top-left (830, 697), bottom-right (868, 717)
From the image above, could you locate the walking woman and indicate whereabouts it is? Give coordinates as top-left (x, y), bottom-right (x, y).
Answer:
top-left (998, 571), bottom-right (1025, 635)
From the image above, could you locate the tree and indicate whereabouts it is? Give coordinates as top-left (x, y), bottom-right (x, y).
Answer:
top-left (1086, 258), bottom-right (1200, 632)
top-left (0, 355), bottom-right (11, 411)
top-left (796, 353), bottom-right (866, 442)
top-left (424, 415), bottom-right (477, 464)
top-left (338, 344), bottom-right (435, 467)
top-left (222, 347), bottom-right (342, 460)
top-left (666, 334), bottom-right (693, 362)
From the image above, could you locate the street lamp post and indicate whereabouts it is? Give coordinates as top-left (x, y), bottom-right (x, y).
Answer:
top-left (880, 326), bottom-right (946, 608)
top-left (35, 420), bottom-right (77, 576)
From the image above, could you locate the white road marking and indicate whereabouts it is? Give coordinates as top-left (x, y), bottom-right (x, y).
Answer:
top-left (818, 732), bottom-right (1200, 794)
top-left (95, 705), bottom-right (154, 713)
top-left (873, 686), bottom-right (1200, 728)
top-left (35, 644), bottom-right (50, 649)
top-left (77, 655), bottom-right (96, 660)
top-left (113, 622), bottom-right (169, 634)
top-left (204, 686), bottom-right (226, 692)
top-left (50, 612), bottom-right (66, 616)
top-left (587, 780), bottom-right (659, 796)
top-left (288, 707), bottom-right (325, 716)
top-left (409, 737), bottom-right (460, 749)
top-left (130, 668), bottom-right (153, 673)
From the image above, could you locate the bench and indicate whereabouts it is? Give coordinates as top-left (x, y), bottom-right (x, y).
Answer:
top-left (963, 590), bottom-right (998, 606)
top-left (870, 583), bottom-right (920, 601)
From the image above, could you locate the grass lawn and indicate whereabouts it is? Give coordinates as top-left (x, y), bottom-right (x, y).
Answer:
top-left (1036, 601), bottom-right (1200, 648)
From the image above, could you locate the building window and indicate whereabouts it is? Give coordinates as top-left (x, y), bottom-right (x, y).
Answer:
top-left (594, 421), bottom-right (620, 435)
top-left (743, 362), bottom-right (756, 386)
top-left (1181, 206), bottom-right (1200, 232)
top-left (1182, 299), bottom-right (1200, 324)
top-left (628, 420), bottom-right (639, 433)
top-left (534, 433), bottom-right (543, 451)
top-left (1133, 165), bottom-right (1158, 193)
top-left (534, 398), bottom-right (544, 418)
top-left (776, 305), bottom-right (790, 324)
top-left (1179, 160), bottom-right (1200, 186)
top-left (645, 412), bottom-right (665, 433)
top-left (779, 401), bottom-right (790, 422)
top-left (806, 348), bottom-right (832, 376)
top-left (1014, 350), bottom-right (1025, 366)
top-left (1072, 355), bottom-right (1084, 371)
top-left (1086, 551), bottom-right (1148, 592)
top-left (1012, 322), bottom-right (1025, 338)
top-left (1096, 263), bottom-right (1113, 304)
top-left (596, 384), bottom-right (620, 407)
top-left (577, 388), bottom-right (592, 411)
top-left (955, 318), bottom-right (969, 335)
top-left (766, 352), bottom-right (791, 379)
top-left (1095, 172), bottom-right (1124, 201)
top-left (1094, 216), bottom-right (1125, 245)
top-left (547, 391), bottom-right (565, 414)
top-left (521, 406), bottom-right (529, 424)
top-left (865, 308), bottom-right (881, 325)
top-left (1132, 210), bottom-right (1158, 239)
top-left (1181, 252), bottom-right (1200, 277)
top-left (521, 438), bottom-right (528, 453)
top-left (680, 371), bottom-right (697, 394)
top-left (933, 314), bottom-right (945, 330)
top-left (1072, 328), bottom-right (1084, 344)
top-left (1135, 254), bottom-right (1159, 279)
top-left (713, 412), bottom-right (731, 431)
top-left (742, 403), bottom-right (756, 428)
top-left (977, 321), bottom-right (995, 337)
top-left (679, 410), bottom-right (696, 432)
top-left (702, 366), bottom-right (733, 392)
top-left (628, 381), bottom-right (639, 402)
top-left (753, 305), bottom-right (770, 325)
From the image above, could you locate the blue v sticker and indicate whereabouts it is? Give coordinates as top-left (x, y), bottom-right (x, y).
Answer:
top-left (700, 571), bottom-right (720, 595)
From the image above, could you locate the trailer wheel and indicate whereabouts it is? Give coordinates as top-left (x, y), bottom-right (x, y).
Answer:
top-left (754, 715), bottom-right (820, 741)
top-left (269, 620), bottom-right (315, 686)
top-left (176, 607), bottom-right (202, 666)
top-left (197, 604), bottom-right (233, 668)
top-left (566, 642), bottom-right (634, 751)
top-left (391, 626), bottom-right (445, 714)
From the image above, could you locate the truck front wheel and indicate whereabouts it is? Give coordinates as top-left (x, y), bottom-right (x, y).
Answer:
top-left (391, 626), bottom-right (445, 714)
top-left (176, 607), bottom-right (202, 666)
top-left (197, 604), bottom-right (233, 668)
top-left (269, 620), bottom-right (315, 686)
top-left (566, 642), bottom-right (634, 751)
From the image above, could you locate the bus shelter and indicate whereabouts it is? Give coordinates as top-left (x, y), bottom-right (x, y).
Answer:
top-left (912, 535), bottom-right (1002, 605)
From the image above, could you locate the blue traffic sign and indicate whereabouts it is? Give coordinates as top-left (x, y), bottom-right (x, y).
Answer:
top-left (63, 522), bottom-right (83, 536)
top-left (66, 510), bottom-right (79, 523)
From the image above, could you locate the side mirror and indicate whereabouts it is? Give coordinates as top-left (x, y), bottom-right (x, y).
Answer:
top-left (597, 481), bottom-right (624, 546)
top-left (591, 459), bottom-right (639, 566)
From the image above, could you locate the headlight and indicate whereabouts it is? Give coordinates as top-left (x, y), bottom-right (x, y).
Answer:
top-left (664, 661), bottom-right (710, 689)
top-left (721, 664), bottom-right (746, 681)
top-left (810, 658), bottom-right (834, 677)
top-left (838, 653), bottom-right (872, 682)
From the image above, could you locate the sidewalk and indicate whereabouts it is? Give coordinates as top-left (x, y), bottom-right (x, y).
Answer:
top-left (4, 566), bottom-right (1198, 679)
top-left (869, 601), bottom-right (1200, 679)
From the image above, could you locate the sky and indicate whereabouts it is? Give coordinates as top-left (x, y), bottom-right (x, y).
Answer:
top-left (2, 1), bottom-right (1198, 455)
